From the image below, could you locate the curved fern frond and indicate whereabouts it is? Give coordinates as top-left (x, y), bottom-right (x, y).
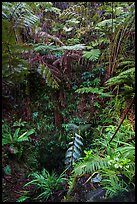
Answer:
top-left (76, 87), bottom-right (113, 98)
top-left (37, 64), bottom-right (60, 89)
top-left (106, 68), bottom-right (135, 86)
top-left (115, 142), bottom-right (135, 159)
top-left (117, 59), bottom-right (135, 69)
top-left (74, 156), bottom-right (109, 176)
top-left (2, 2), bottom-right (39, 29)
top-left (33, 44), bottom-right (59, 54)
top-left (95, 19), bottom-right (117, 30)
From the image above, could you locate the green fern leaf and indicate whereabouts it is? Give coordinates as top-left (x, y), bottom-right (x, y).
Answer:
top-left (13, 128), bottom-right (20, 139)
top-left (76, 87), bottom-right (113, 98)
top-left (37, 65), bottom-right (59, 89)
top-left (57, 44), bottom-right (86, 51)
top-left (60, 4), bottom-right (89, 21)
top-left (106, 68), bottom-right (135, 86)
top-left (83, 49), bottom-right (100, 61)
top-left (74, 157), bottom-right (109, 176)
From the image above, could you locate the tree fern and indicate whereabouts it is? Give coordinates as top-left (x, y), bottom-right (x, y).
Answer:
top-left (82, 49), bottom-right (100, 61)
top-left (2, 2), bottom-right (38, 84)
top-left (2, 2), bottom-right (39, 29)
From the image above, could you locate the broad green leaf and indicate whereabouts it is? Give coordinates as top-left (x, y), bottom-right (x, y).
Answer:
top-left (13, 128), bottom-right (20, 139)
top-left (16, 196), bottom-right (30, 202)
top-left (23, 129), bottom-right (35, 137)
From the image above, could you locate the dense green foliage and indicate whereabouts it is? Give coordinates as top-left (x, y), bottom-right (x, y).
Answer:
top-left (24, 169), bottom-right (66, 201)
top-left (2, 2), bottom-right (135, 202)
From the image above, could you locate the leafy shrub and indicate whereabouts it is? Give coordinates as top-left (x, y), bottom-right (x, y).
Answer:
top-left (25, 169), bottom-right (66, 201)
top-left (2, 121), bottom-right (35, 159)
top-left (2, 127), bottom-right (35, 146)
top-left (66, 119), bottom-right (135, 199)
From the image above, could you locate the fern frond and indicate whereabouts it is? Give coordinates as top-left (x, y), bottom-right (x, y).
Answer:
top-left (75, 87), bottom-right (113, 98)
top-left (60, 5), bottom-right (88, 20)
top-left (2, 2), bottom-right (39, 29)
top-left (82, 49), bottom-right (100, 61)
top-left (96, 19), bottom-right (116, 27)
top-left (87, 38), bottom-right (109, 49)
top-left (106, 68), bottom-right (135, 86)
top-left (115, 142), bottom-right (135, 159)
top-left (74, 156), bottom-right (109, 176)
top-left (33, 43), bottom-right (85, 54)
top-left (117, 59), bottom-right (135, 69)
top-left (33, 44), bottom-right (59, 54)
top-left (65, 132), bottom-right (83, 167)
top-left (37, 64), bottom-right (60, 89)
top-left (57, 44), bottom-right (86, 51)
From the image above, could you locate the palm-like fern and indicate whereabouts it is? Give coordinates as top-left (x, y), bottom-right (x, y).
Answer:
top-left (2, 2), bottom-right (39, 84)
top-left (82, 49), bottom-right (100, 61)
top-left (2, 2), bottom-right (39, 29)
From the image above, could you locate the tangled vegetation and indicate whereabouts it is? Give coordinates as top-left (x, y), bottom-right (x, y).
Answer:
top-left (2, 2), bottom-right (135, 202)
